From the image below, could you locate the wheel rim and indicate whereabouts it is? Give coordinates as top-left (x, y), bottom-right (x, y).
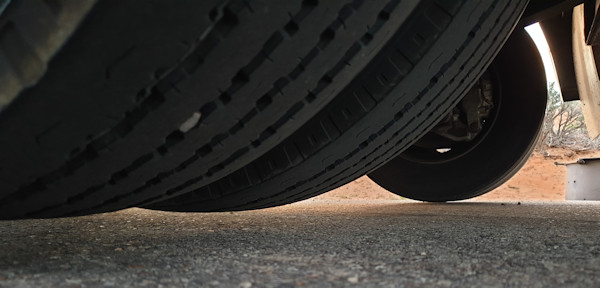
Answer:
top-left (401, 68), bottom-right (503, 165)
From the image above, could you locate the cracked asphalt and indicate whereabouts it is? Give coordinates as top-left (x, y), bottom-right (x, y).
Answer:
top-left (1, 200), bottom-right (600, 287)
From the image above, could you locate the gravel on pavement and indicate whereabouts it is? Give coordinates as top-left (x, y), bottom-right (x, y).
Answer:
top-left (1, 199), bottom-right (599, 287)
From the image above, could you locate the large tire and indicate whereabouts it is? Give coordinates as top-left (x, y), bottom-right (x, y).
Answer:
top-left (0, 0), bottom-right (431, 219)
top-left (146, 0), bottom-right (530, 213)
top-left (367, 28), bottom-right (547, 202)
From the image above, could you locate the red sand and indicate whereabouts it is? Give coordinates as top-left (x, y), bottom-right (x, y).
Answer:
top-left (316, 148), bottom-right (600, 201)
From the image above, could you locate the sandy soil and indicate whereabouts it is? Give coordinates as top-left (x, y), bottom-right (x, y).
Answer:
top-left (316, 147), bottom-right (600, 201)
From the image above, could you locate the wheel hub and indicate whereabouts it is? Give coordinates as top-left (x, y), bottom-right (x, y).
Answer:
top-left (402, 69), bottom-right (500, 164)
top-left (429, 71), bottom-right (495, 143)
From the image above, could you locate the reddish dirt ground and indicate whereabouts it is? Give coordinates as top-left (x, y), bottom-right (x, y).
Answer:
top-left (316, 147), bottom-right (600, 201)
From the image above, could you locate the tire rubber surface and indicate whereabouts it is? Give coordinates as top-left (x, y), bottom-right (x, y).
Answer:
top-left (0, 0), bottom-right (95, 109)
top-left (0, 0), bottom-right (423, 219)
top-left (147, 0), bottom-right (530, 212)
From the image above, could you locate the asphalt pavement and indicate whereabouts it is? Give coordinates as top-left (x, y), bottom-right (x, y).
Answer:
top-left (1, 200), bottom-right (599, 287)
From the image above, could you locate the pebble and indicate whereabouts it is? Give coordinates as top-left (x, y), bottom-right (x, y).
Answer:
top-left (347, 276), bottom-right (359, 283)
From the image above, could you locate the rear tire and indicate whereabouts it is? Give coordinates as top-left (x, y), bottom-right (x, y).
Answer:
top-left (146, 0), bottom-right (530, 212)
top-left (367, 28), bottom-right (547, 202)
